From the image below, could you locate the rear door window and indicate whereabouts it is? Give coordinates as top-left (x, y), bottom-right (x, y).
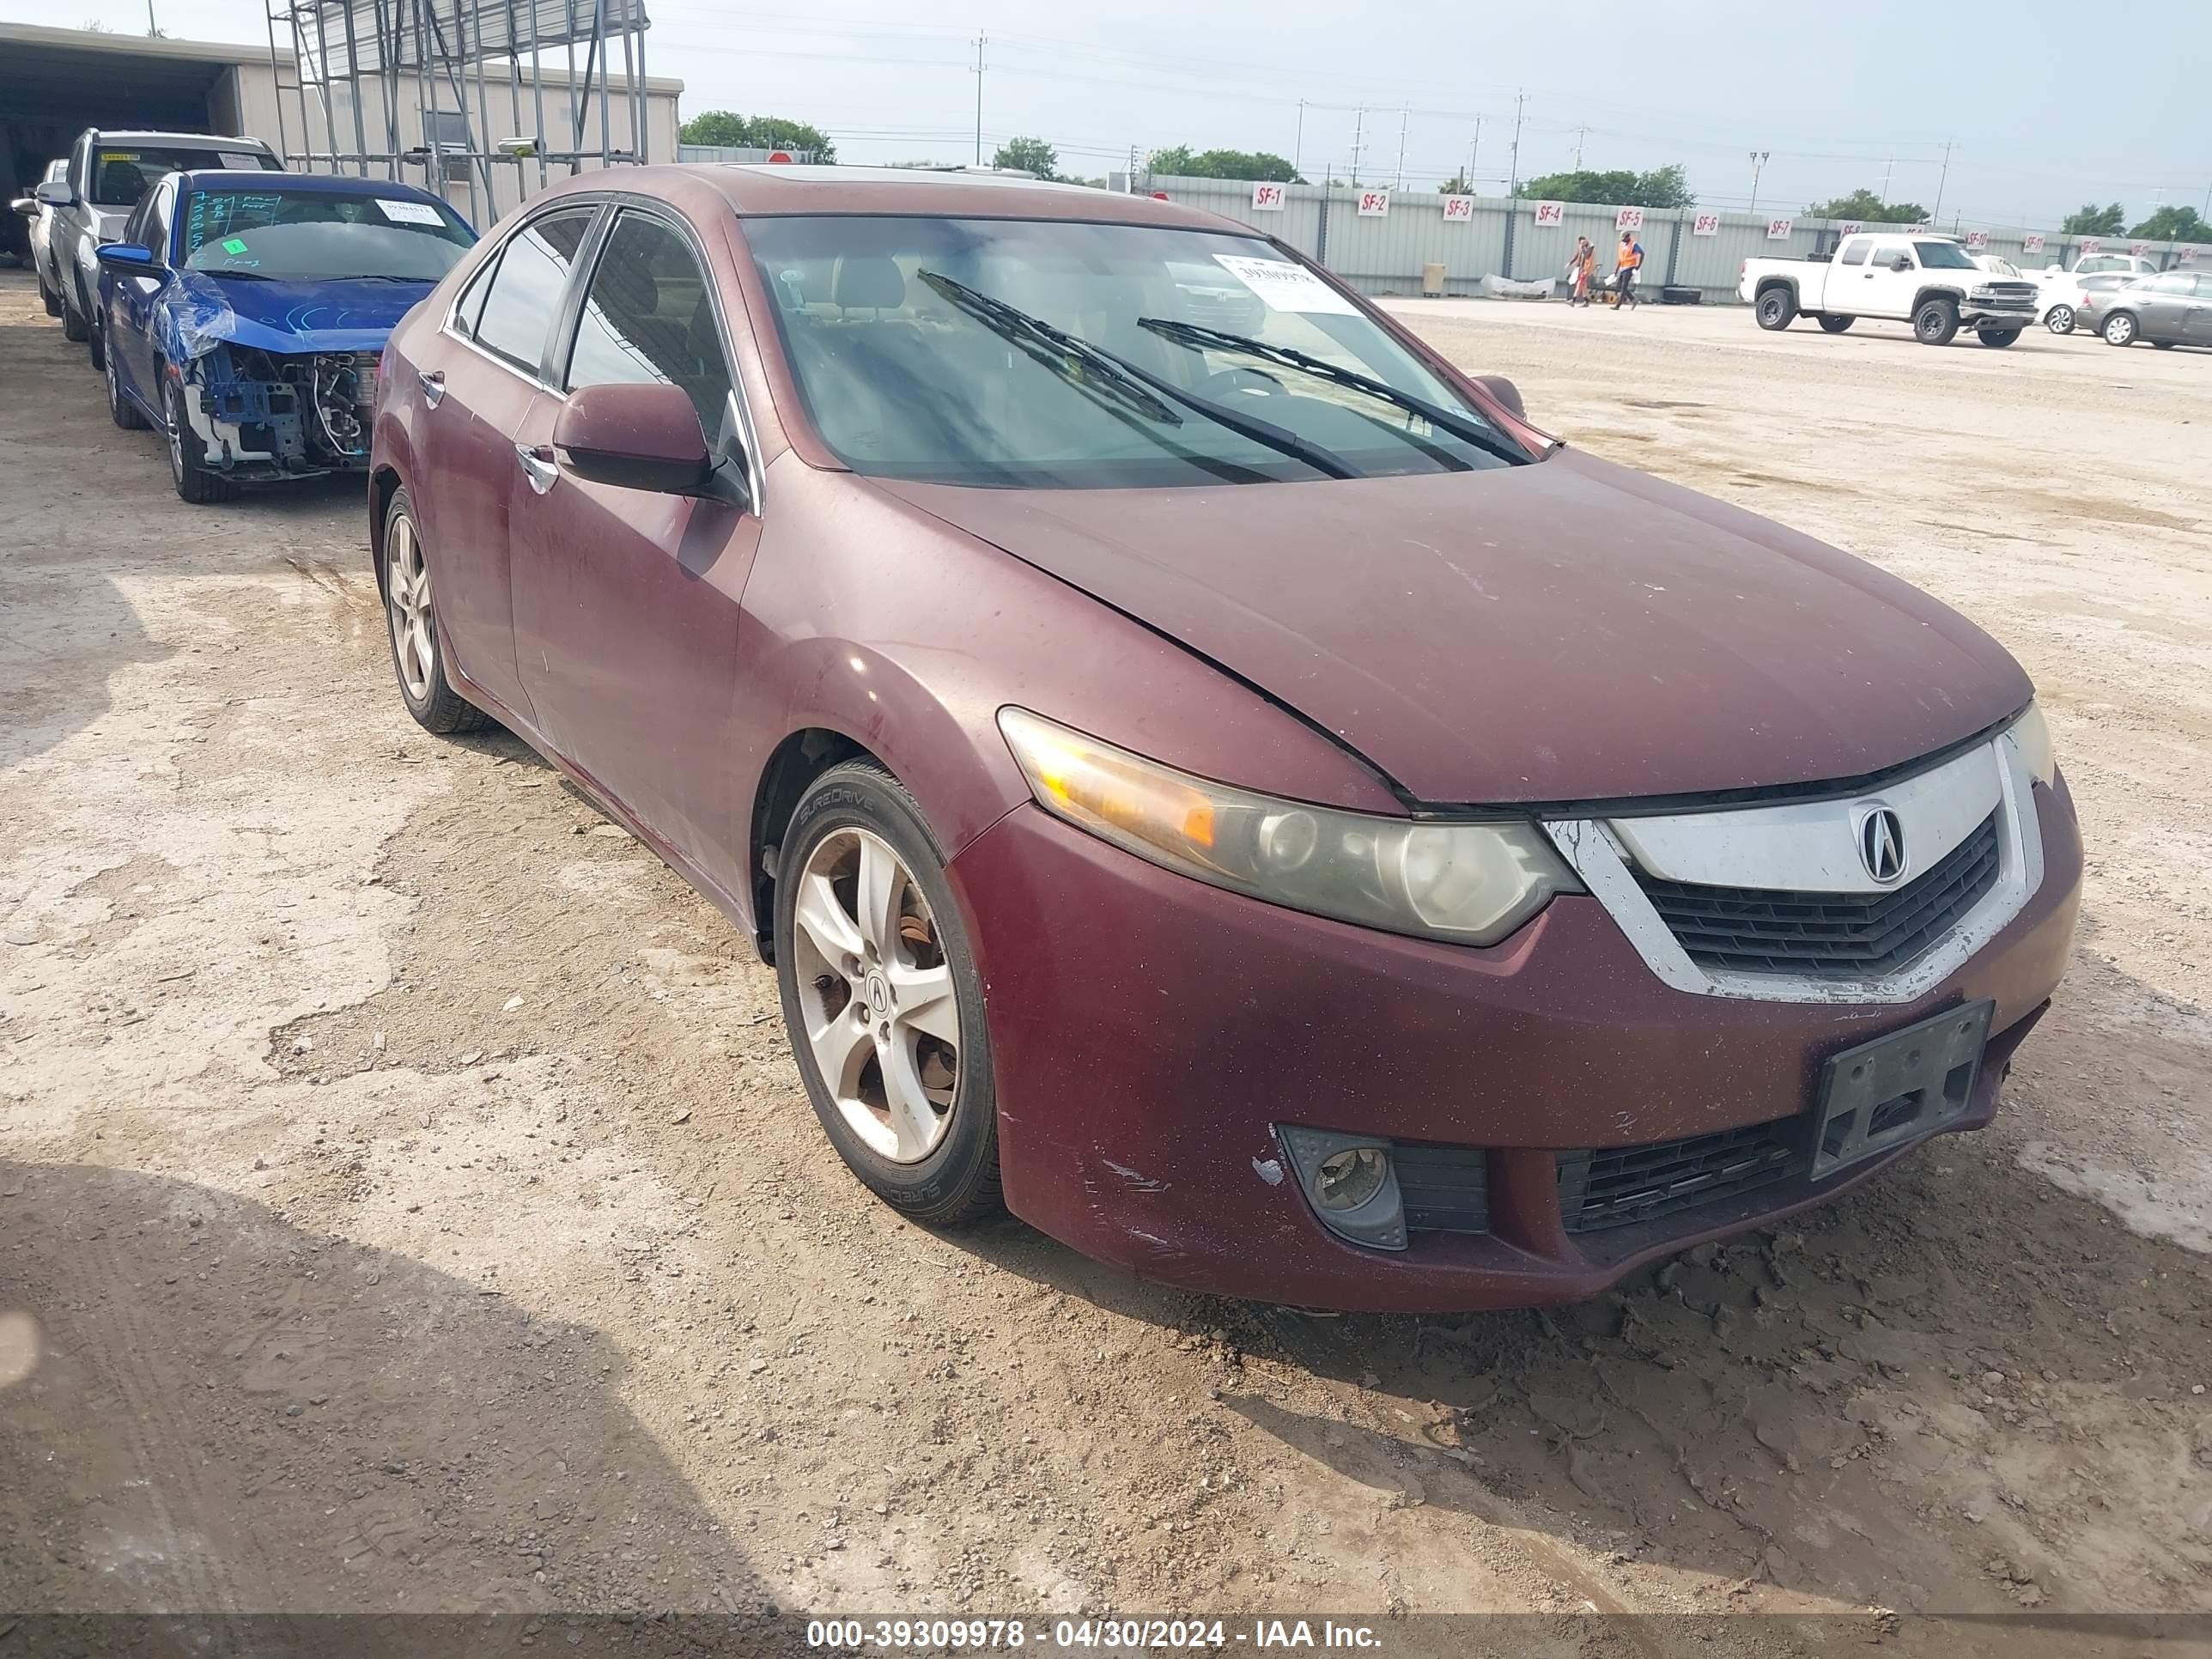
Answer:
top-left (469, 207), bottom-right (597, 375)
top-left (563, 210), bottom-right (735, 443)
top-left (1838, 238), bottom-right (1869, 266)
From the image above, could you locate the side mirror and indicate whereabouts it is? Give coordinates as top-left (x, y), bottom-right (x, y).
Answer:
top-left (554, 380), bottom-right (727, 498)
top-left (96, 243), bottom-right (158, 271)
top-left (1474, 374), bottom-right (1526, 419)
top-left (33, 180), bottom-right (74, 207)
top-left (1891, 255), bottom-right (1913, 271)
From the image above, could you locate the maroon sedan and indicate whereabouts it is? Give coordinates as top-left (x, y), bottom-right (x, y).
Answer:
top-left (368, 166), bottom-right (2081, 1312)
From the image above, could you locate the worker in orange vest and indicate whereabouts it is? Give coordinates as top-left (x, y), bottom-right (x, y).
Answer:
top-left (1613, 230), bottom-right (1644, 311)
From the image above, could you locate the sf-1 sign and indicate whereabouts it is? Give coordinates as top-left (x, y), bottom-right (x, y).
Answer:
top-left (1250, 182), bottom-right (1286, 212)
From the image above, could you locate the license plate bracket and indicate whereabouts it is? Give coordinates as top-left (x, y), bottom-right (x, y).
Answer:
top-left (1811, 999), bottom-right (1994, 1181)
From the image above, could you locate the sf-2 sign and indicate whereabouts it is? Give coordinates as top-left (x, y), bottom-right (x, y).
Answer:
top-left (1250, 182), bottom-right (1287, 211)
top-left (1357, 189), bottom-right (1389, 216)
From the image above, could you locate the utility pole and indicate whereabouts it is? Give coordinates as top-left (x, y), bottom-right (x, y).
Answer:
top-left (1507, 90), bottom-right (1525, 198)
top-left (1572, 125), bottom-right (1587, 171)
top-left (1747, 150), bottom-right (1770, 216)
top-left (1467, 115), bottom-right (1480, 191)
top-left (971, 33), bottom-right (986, 167)
top-left (1932, 138), bottom-right (1953, 221)
top-left (1350, 106), bottom-right (1364, 185)
top-left (1395, 108), bottom-right (1407, 191)
top-left (145, 0), bottom-right (158, 35)
top-left (1881, 155), bottom-right (1893, 210)
top-left (1293, 100), bottom-right (1304, 181)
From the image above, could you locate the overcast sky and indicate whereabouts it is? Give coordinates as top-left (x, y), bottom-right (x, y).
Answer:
top-left (16, 0), bottom-right (2209, 229)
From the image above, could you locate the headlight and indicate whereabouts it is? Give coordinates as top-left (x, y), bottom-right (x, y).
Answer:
top-left (2008, 702), bottom-right (2057, 787)
top-left (997, 708), bottom-right (1579, 945)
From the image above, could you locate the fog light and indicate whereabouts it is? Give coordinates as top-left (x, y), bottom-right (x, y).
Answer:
top-left (1276, 1125), bottom-right (1407, 1253)
top-left (1316, 1146), bottom-right (1387, 1211)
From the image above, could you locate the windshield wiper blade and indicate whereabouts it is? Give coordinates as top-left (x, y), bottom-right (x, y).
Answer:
top-left (917, 270), bottom-right (1356, 481)
top-left (201, 267), bottom-right (276, 281)
top-left (1137, 316), bottom-right (1526, 464)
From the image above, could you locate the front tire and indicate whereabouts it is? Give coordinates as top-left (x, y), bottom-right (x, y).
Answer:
top-left (82, 283), bottom-right (106, 370)
top-left (775, 760), bottom-right (1001, 1227)
top-left (1913, 296), bottom-right (1960, 346)
top-left (2101, 311), bottom-right (2137, 347)
top-left (60, 281), bottom-right (88, 343)
top-left (163, 370), bottom-right (238, 504)
top-left (2045, 305), bottom-right (2075, 334)
top-left (1818, 314), bottom-right (1853, 333)
top-left (380, 487), bottom-right (489, 734)
top-left (1977, 327), bottom-right (2021, 349)
top-left (1754, 287), bottom-right (1796, 331)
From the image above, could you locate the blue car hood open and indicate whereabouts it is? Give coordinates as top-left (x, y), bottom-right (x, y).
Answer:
top-left (160, 270), bottom-right (436, 359)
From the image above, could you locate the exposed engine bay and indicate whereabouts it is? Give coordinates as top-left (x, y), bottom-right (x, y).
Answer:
top-left (176, 344), bottom-right (379, 477)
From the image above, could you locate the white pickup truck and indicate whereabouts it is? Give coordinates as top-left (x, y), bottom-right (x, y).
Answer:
top-left (1737, 233), bottom-right (2043, 347)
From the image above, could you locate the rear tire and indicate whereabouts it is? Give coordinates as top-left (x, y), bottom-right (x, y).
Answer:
top-left (2101, 311), bottom-right (2137, 347)
top-left (1817, 315), bottom-right (1853, 333)
top-left (105, 339), bottom-right (148, 429)
top-left (1913, 296), bottom-right (1960, 346)
top-left (380, 486), bottom-right (489, 734)
top-left (2045, 305), bottom-right (2075, 334)
top-left (1754, 287), bottom-right (1796, 331)
top-left (60, 283), bottom-right (88, 343)
top-left (775, 760), bottom-right (1002, 1228)
top-left (163, 369), bottom-right (240, 505)
top-left (82, 283), bottom-right (106, 370)
top-left (37, 268), bottom-right (63, 318)
top-left (1977, 328), bottom-right (2021, 349)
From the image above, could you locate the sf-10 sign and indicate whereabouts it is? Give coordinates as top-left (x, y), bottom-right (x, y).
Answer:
top-left (1964, 229), bottom-right (1989, 250)
top-left (1441, 195), bottom-right (1474, 222)
top-left (1615, 206), bottom-right (1644, 231)
top-left (1250, 182), bottom-right (1286, 211)
top-left (1357, 189), bottom-right (1389, 216)
top-left (1533, 200), bottom-right (1565, 226)
top-left (1692, 212), bottom-right (1720, 236)
top-left (2022, 232), bottom-right (2046, 254)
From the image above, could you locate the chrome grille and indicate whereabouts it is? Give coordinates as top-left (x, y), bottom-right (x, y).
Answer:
top-left (1632, 812), bottom-right (2001, 977)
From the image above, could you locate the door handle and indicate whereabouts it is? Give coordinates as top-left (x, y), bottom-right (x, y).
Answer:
top-left (515, 442), bottom-right (558, 495)
top-left (418, 368), bottom-right (446, 408)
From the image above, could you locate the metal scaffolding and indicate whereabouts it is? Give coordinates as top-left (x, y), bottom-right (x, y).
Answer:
top-left (264, 0), bottom-right (652, 223)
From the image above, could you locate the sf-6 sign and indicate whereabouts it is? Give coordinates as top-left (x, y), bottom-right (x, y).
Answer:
top-left (1692, 212), bottom-right (1720, 236)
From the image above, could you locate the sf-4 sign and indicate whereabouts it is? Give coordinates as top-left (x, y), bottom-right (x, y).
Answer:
top-left (1533, 200), bottom-right (1565, 227)
top-left (1250, 182), bottom-right (1286, 211)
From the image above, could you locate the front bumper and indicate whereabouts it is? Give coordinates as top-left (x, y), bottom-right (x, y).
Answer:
top-left (1961, 305), bottom-right (2039, 329)
top-left (950, 775), bottom-right (2081, 1313)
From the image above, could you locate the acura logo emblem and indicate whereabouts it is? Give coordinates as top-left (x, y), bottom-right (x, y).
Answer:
top-left (1857, 806), bottom-right (1906, 884)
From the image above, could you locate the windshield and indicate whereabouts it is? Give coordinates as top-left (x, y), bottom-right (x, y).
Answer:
top-left (179, 189), bottom-right (476, 282)
top-left (745, 215), bottom-right (1524, 489)
top-left (1913, 240), bottom-right (1978, 270)
top-left (90, 146), bottom-right (275, 206)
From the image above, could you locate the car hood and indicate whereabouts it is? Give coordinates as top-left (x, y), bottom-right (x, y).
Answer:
top-left (880, 451), bottom-right (2032, 805)
top-left (158, 270), bottom-right (435, 358)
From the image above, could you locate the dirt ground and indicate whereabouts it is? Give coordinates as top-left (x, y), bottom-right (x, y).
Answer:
top-left (3, 270), bottom-right (2209, 1656)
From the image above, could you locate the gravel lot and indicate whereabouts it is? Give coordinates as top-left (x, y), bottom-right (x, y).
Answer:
top-left (3, 270), bottom-right (2209, 1656)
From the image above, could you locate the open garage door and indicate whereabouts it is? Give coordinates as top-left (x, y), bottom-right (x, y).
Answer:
top-left (1, 22), bottom-right (264, 261)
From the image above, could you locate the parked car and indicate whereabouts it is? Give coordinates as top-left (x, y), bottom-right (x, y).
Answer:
top-left (1740, 233), bottom-right (2041, 345)
top-left (2039, 251), bottom-right (2157, 284)
top-left (7, 159), bottom-right (68, 314)
top-left (370, 167), bottom-right (2081, 1313)
top-left (2076, 270), bottom-right (2212, 349)
top-left (97, 171), bottom-right (475, 502)
top-left (37, 127), bottom-right (282, 364)
top-left (2042, 270), bottom-right (2143, 335)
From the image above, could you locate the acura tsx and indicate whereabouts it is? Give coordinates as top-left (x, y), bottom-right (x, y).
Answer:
top-left (368, 165), bottom-right (2081, 1313)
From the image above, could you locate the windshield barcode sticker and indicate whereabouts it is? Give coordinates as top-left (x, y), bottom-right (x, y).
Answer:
top-left (376, 198), bottom-right (444, 226)
top-left (1210, 254), bottom-right (1357, 315)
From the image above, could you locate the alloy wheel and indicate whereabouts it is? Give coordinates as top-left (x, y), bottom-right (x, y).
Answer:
top-left (165, 380), bottom-right (185, 479)
top-left (789, 827), bottom-right (962, 1164)
top-left (386, 514), bottom-right (437, 702)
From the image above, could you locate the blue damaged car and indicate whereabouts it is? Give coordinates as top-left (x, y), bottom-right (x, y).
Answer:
top-left (95, 171), bottom-right (475, 503)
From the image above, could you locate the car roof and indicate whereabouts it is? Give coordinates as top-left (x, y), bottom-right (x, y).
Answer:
top-left (89, 130), bottom-right (277, 150)
top-left (173, 169), bottom-right (448, 203)
top-left (519, 162), bottom-right (1240, 231)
